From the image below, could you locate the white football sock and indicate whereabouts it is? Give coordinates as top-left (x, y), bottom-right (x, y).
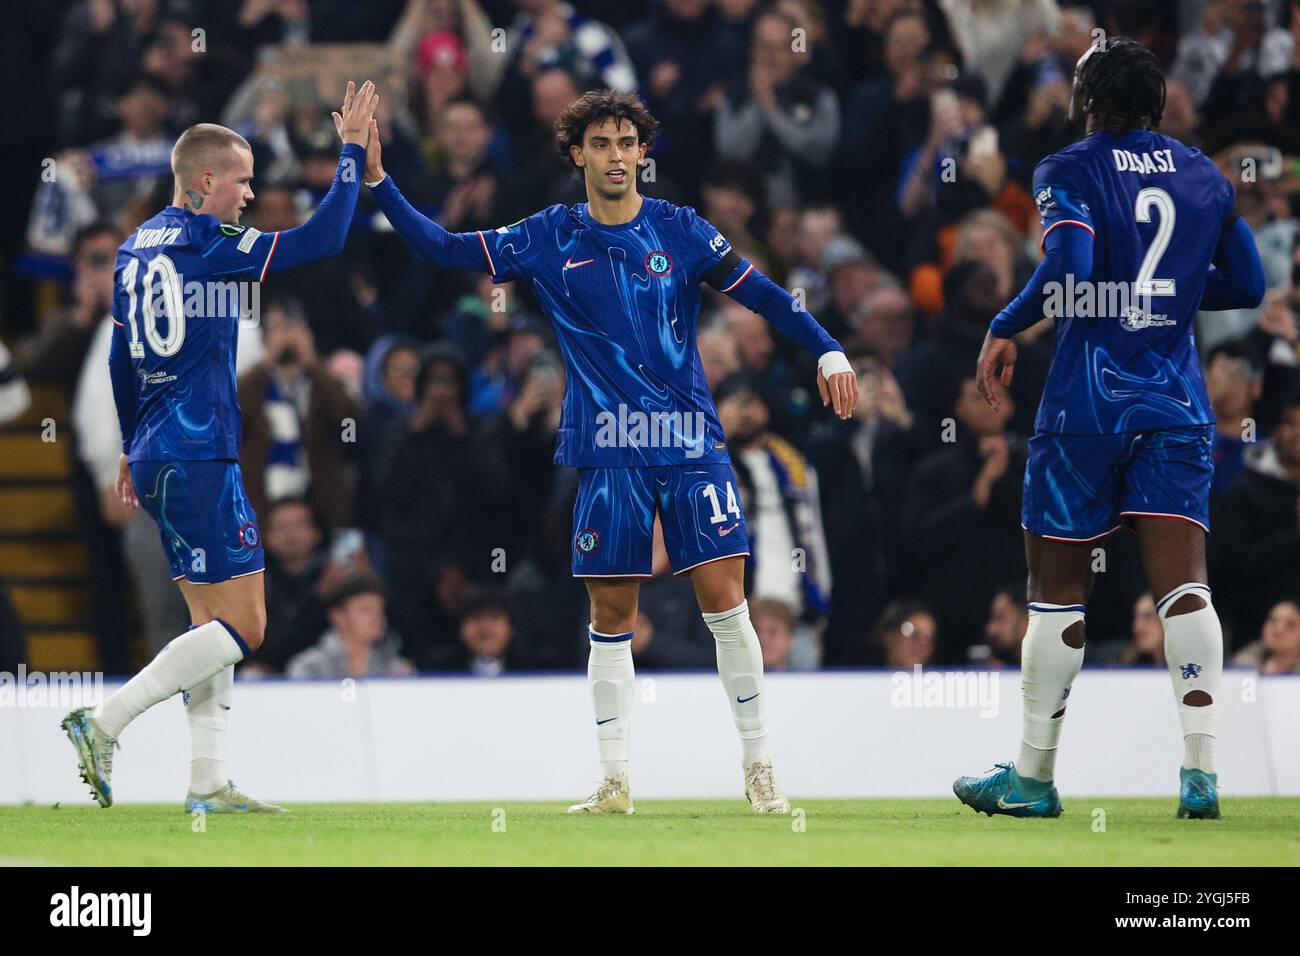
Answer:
top-left (1158, 584), bottom-right (1222, 774)
top-left (94, 619), bottom-right (248, 740)
top-left (587, 627), bottom-right (634, 780)
top-left (1017, 603), bottom-right (1086, 783)
top-left (703, 600), bottom-right (771, 768)
top-left (186, 663), bottom-right (233, 795)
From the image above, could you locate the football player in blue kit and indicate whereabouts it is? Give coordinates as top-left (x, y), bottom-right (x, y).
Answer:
top-left (61, 82), bottom-right (381, 812)
top-left (361, 91), bottom-right (858, 813)
top-left (953, 39), bottom-right (1265, 820)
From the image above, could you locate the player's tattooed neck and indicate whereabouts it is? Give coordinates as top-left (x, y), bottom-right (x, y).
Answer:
top-left (186, 190), bottom-right (204, 210)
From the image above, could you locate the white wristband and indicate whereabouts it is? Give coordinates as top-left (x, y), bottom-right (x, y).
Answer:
top-left (818, 350), bottom-right (852, 378)
top-left (365, 175), bottom-right (387, 188)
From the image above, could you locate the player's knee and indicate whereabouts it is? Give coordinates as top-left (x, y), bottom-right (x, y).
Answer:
top-left (217, 609), bottom-right (265, 652)
top-left (589, 597), bottom-right (636, 635)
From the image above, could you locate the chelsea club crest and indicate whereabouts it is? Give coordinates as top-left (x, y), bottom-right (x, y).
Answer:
top-left (644, 250), bottom-right (672, 277)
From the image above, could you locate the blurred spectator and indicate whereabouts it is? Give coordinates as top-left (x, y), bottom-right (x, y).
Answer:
top-left (902, 377), bottom-right (1026, 660)
top-left (785, 205), bottom-right (847, 315)
top-left (239, 299), bottom-right (362, 531)
top-left (248, 498), bottom-right (332, 676)
top-left (425, 98), bottom-right (503, 232)
top-left (972, 582), bottom-right (1028, 667)
top-left (356, 334), bottom-right (422, 539)
top-left (1174, 0), bottom-right (1292, 125)
top-left (940, 0), bottom-right (1062, 107)
top-left (842, 7), bottom-right (933, 269)
top-left (1213, 393), bottom-right (1300, 644)
top-left (14, 223), bottom-right (121, 392)
top-left (851, 285), bottom-right (916, 369)
top-left (897, 260), bottom-right (1046, 449)
top-left (488, 0), bottom-right (638, 140)
top-left (721, 301), bottom-right (814, 439)
top-left (696, 320), bottom-right (743, 389)
top-left (1091, 592), bottom-right (1166, 666)
top-left (499, 67), bottom-right (586, 221)
top-left (818, 236), bottom-right (885, 343)
top-left (381, 345), bottom-right (507, 640)
top-left (1197, 142), bottom-right (1298, 351)
top-left (870, 598), bottom-right (938, 667)
top-left (807, 343), bottom-right (914, 665)
top-left (699, 162), bottom-right (768, 258)
top-left (751, 595), bottom-right (798, 671)
top-left (625, 0), bottom-right (746, 195)
top-left (425, 588), bottom-right (520, 675)
top-left (469, 314), bottom-right (550, 415)
top-left (714, 7), bottom-right (841, 207)
top-left (716, 374), bottom-right (832, 623)
top-left (286, 574), bottom-right (414, 679)
top-left (29, 76), bottom-right (173, 260)
top-left (243, 184), bottom-right (373, 356)
top-left (995, 7), bottom-right (1093, 177)
top-left (632, 519), bottom-right (718, 669)
top-left (1206, 340), bottom-right (1265, 505)
top-left (1231, 597), bottom-right (1300, 673)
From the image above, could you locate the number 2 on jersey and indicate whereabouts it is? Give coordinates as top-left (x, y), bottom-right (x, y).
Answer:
top-left (1134, 186), bottom-right (1176, 297)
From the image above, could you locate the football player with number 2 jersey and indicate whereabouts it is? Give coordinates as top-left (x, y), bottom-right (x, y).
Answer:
top-left (953, 40), bottom-right (1265, 821)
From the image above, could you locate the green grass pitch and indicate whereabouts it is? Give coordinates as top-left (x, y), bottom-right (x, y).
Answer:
top-left (2, 798), bottom-right (1298, 865)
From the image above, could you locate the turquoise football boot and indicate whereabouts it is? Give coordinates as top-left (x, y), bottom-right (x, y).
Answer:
top-left (1176, 767), bottom-right (1220, 819)
top-left (61, 707), bottom-right (117, 808)
top-left (953, 761), bottom-right (1063, 818)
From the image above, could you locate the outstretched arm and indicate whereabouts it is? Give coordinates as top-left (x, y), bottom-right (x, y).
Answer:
top-left (260, 81), bottom-right (380, 274)
top-left (1200, 216), bottom-right (1266, 311)
top-left (359, 118), bottom-right (499, 274)
top-left (703, 251), bottom-right (858, 419)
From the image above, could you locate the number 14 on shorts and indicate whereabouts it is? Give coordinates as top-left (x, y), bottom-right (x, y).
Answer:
top-left (701, 481), bottom-right (741, 524)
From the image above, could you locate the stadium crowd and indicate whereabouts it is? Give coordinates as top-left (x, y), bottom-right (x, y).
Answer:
top-left (5, 0), bottom-right (1300, 678)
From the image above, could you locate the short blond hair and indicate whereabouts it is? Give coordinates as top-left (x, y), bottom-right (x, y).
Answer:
top-left (171, 123), bottom-right (251, 188)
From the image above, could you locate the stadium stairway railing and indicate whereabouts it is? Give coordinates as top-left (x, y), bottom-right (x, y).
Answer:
top-left (0, 381), bottom-right (99, 671)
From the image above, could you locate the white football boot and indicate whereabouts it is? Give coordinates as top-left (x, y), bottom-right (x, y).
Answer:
top-left (567, 774), bottom-right (635, 814)
top-left (744, 762), bottom-right (791, 814)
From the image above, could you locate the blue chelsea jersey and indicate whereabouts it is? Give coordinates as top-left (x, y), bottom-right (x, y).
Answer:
top-left (481, 197), bottom-right (732, 467)
top-left (1031, 128), bottom-right (1237, 434)
top-left (113, 206), bottom-right (279, 462)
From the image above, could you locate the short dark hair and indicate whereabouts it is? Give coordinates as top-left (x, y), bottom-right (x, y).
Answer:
top-left (1078, 36), bottom-right (1165, 130)
top-left (325, 573), bottom-right (387, 612)
top-left (1207, 339), bottom-right (1263, 378)
top-left (555, 89), bottom-right (660, 169)
top-left (72, 221), bottom-right (120, 256)
top-left (264, 495), bottom-right (324, 531)
top-left (461, 587), bottom-right (513, 623)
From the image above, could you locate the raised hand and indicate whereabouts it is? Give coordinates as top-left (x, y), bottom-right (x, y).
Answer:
top-left (363, 118), bottom-right (384, 183)
top-left (332, 80), bottom-right (379, 147)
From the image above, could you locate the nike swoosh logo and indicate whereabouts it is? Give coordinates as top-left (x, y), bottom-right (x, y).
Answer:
top-left (996, 796), bottom-right (1037, 809)
top-left (596, 717), bottom-right (618, 725)
top-left (564, 257), bottom-right (594, 270)
top-left (220, 705), bottom-right (231, 711)
top-left (737, 693), bottom-right (759, 703)
top-left (718, 523), bottom-right (739, 537)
